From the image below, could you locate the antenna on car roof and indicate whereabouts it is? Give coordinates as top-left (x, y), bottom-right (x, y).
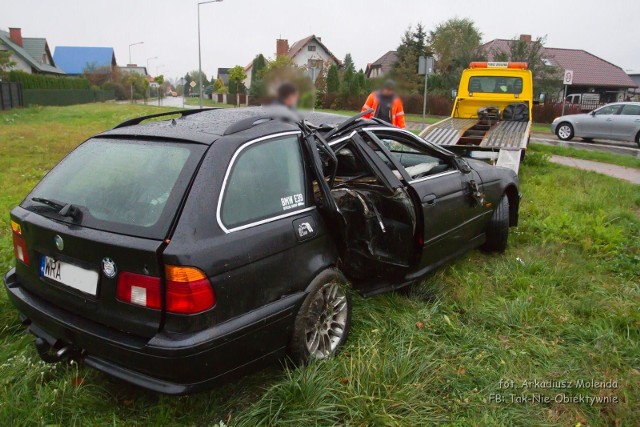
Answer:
top-left (324, 109), bottom-right (374, 140)
top-left (112, 108), bottom-right (219, 129)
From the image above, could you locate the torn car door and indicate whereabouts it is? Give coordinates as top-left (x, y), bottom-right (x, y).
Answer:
top-left (327, 133), bottom-right (417, 281)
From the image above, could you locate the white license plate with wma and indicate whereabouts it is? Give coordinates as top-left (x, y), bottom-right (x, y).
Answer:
top-left (40, 256), bottom-right (99, 296)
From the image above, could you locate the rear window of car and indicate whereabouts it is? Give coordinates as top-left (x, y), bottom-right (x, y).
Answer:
top-left (23, 138), bottom-right (206, 239)
top-left (469, 76), bottom-right (523, 94)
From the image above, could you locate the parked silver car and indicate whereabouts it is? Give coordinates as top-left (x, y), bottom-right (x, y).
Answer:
top-left (551, 102), bottom-right (640, 147)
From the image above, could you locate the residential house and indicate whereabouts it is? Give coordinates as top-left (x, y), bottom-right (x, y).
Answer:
top-left (627, 71), bottom-right (640, 99)
top-left (217, 68), bottom-right (230, 86)
top-left (245, 35), bottom-right (340, 88)
top-left (53, 46), bottom-right (117, 77)
top-left (483, 35), bottom-right (637, 103)
top-left (119, 64), bottom-right (148, 76)
top-left (0, 27), bottom-right (65, 75)
top-left (365, 51), bottom-right (397, 79)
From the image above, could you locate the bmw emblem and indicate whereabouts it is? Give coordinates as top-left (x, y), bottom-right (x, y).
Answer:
top-left (54, 235), bottom-right (64, 251)
top-left (102, 258), bottom-right (117, 279)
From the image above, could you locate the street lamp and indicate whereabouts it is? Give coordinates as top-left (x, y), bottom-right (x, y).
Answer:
top-left (128, 41), bottom-right (144, 103)
top-left (198, 0), bottom-right (223, 109)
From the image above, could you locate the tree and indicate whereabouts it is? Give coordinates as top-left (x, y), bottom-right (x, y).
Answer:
top-left (213, 77), bottom-right (227, 94)
top-left (228, 65), bottom-right (247, 95)
top-left (262, 56), bottom-right (313, 96)
top-left (326, 64), bottom-right (340, 94)
top-left (250, 54), bottom-right (268, 98)
top-left (251, 54), bottom-right (267, 84)
top-left (340, 53), bottom-right (356, 96)
top-left (391, 23), bottom-right (429, 94)
top-left (0, 42), bottom-right (16, 80)
top-left (429, 18), bottom-right (484, 91)
top-left (492, 35), bottom-right (563, 98)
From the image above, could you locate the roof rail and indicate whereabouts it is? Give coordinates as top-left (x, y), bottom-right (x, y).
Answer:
top-left (112, 108), bottom-right (218, 129)
top-left (223, 109), bottom-right (299, 135)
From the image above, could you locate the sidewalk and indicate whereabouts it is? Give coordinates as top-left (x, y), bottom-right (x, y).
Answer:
top-left (550, 155), bottom-right (640, 184)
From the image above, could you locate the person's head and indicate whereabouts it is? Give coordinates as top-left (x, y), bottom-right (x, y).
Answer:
top-left (380, 79), bottom-right (396, 97)
top-left (277, 82), bottom-right (299, 108)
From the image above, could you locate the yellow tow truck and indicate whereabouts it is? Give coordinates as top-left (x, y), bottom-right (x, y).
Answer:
top-left (419, 62), bottom-right (534, 173)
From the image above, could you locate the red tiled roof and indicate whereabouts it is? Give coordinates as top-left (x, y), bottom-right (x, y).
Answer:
top-left (483, 39), bottom-right (637, 88)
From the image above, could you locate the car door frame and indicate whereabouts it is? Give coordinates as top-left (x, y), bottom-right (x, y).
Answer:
top-left (614, 104), bottom-right (640, 141)
top-left (581, 104), bottom-right (622, 138)
top-left (360, 127), bottom-right (484, 268)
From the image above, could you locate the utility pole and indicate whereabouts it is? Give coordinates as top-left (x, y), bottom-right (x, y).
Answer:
top-left (418, 56), bottom-right (434, 126)
top-left (198, 0), bottom-right (223, 109)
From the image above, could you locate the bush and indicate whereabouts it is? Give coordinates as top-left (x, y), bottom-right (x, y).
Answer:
top-left (533, 102), bottom-right (582, 123)
top-left (8, 70), bottom-right (91, 90)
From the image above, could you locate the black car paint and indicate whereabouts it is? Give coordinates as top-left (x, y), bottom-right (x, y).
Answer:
top-left (4, 108), bottom-right (519, 394)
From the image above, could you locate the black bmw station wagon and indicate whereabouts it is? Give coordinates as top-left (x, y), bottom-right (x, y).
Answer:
top-left (5, 107), bottom-right (520, 394)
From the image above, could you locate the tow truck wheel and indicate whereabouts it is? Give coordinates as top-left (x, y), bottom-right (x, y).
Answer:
top-left (481, 194), bottom-right (509, 253)
top-left (556, 122), bottom-right (574, 141)
top-left (289, 269), bottom-right (351, 364)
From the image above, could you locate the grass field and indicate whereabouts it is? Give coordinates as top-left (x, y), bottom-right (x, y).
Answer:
top-left (0, 104), bottom-right (639, 426)
top-left (530, 143), bottom-right (640, 170)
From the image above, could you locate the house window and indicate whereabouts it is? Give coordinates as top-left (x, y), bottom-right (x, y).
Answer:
top-left (308, 45), bottom-right (316, 52)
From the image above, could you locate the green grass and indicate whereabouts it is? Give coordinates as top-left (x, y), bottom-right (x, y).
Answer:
top-left (183, 97), bottom-right (235, 108)
top-left (1, 105), bottom-right (639, 426)
top-left (530, 143), bottom-right (640, 170)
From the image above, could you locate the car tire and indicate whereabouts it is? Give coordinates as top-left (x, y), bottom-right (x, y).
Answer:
top-left (288, 269), bottom-right (352, 364)
top-left (556, 122), bottom-right (574, 141)
top-left (582, 137), bottom-right (594, 142)
top-left (481, 194), bottom-right (509, 253)
top-left (635, 132), bottom-right (640, 148)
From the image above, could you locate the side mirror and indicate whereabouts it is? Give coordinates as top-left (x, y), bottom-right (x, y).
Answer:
top-left (590, 111), bottom-right (596, 116)
top-left (456, 158), bottom-right (472, 174)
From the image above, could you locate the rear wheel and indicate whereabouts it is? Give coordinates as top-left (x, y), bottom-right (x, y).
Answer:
top-left (635, 132), bottom-right (640, 148)
top-left (556, 122), bottom-right (574, 141)
top-left (289, 269), bottom-right (351, 364)
top-left (481, 194), bottom-right (509, 253)
top-left (582, 137), bottom-right (594, 142)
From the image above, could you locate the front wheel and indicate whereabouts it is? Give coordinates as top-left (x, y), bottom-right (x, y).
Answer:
top-left (556, 122), bottom-right (574, 141)
top-left (288, 269), bottom-right (351, 364)
top-left (481, 194), bottom-right (509, 253)
top-left (635, 132), bottom-right (640, 148)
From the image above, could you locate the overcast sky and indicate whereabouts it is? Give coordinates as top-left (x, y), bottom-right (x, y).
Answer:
top-left (3, 0), bottom-right (639, 81)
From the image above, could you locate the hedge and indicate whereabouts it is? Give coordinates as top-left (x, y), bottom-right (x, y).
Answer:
top-left (8, 70), bottom-right (91, 90)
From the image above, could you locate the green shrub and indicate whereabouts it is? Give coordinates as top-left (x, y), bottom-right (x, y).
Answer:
top-left (8, 70), bottom-right (91, 90)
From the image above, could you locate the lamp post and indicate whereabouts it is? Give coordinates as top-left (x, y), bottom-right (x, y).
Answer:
top-left (198, 0), bottom-right (223, 109)
top-left (128, 41), bottom-right (144, 103)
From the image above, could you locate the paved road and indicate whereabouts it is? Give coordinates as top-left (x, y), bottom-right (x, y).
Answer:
top-left (550, 155), bottom-right (640, 184)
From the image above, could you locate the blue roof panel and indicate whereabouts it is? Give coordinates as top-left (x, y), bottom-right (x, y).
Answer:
top-left (53, 46), bottom-right (115, 75)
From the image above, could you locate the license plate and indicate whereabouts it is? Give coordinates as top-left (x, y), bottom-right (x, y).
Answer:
top-left (40, 256), bottom-right (99, 296)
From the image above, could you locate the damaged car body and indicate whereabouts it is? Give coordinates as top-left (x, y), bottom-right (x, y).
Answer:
top-left (4, 107), bottom-right (520, 394)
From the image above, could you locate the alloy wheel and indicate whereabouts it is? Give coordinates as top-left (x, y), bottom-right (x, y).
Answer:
top-left (558, 124), bottom-right (572, 140)
top-left (305, 281), bottom-right (348, 359)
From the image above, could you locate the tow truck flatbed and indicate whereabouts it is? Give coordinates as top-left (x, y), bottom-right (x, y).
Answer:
top-left (420, 117), bottom-right (530, 150)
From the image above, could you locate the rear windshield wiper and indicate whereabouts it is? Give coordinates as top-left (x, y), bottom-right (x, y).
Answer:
top-left (31, 197), bottom-right (82, 221)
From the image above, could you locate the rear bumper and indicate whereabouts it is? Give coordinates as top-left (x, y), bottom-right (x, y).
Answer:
top-left (4, 268), bottom-right (303, 394)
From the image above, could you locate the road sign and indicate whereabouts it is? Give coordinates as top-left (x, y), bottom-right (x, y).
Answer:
top-left (563, 69), bottom-right (574, 85)
top-left (418, 56), bottom-right (435, 76)
top-left (190, 81), bottom-right (197, 88)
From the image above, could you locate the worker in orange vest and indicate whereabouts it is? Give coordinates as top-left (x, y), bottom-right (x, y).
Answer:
top-left (361, 79), bottom-right (406, 128)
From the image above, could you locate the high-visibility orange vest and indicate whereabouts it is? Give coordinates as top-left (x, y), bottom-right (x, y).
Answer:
top-left (361, 92), bottom-right (406, 128)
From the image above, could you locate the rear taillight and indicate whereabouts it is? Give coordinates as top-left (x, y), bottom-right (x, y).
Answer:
top-left (116, 266), bottom-right (215, 314)
top-left (11, 220), bottom-right (29, 265)
top-left (165, 265), bottom-right (215, 314)
top-left (116, 272), bottom-right (162, 309)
